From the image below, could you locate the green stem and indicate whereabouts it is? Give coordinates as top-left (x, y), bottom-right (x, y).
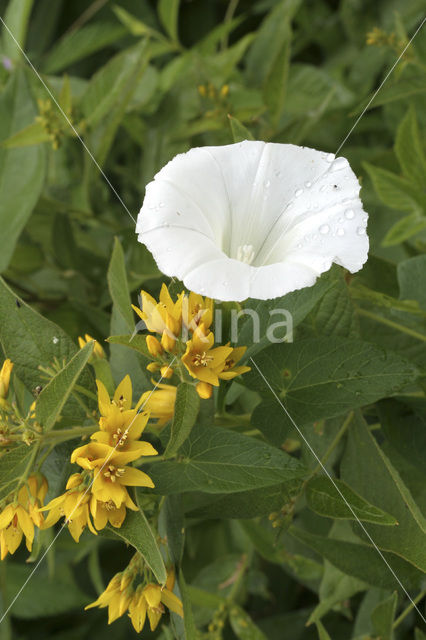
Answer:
top-left (393, 589), bottom-right (426, 629)
top-left (214, 413), bottom-right (251, 428)
top-left (40, 425), bottom-right (96, 443)
top-left (357, 308), bottom-right (426, 342)
top-left (311, 412), bottom-right (354, 476)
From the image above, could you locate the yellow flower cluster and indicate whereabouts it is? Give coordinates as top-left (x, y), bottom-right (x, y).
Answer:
top-left (133, 285), bottom-right (250, 404)
top-left (86, 556), bottom-right (183, 633)
top-left (41, 376), bottom-right (157, 541)
top-left (0, 474), bottom-right (47, 559)
top-left (78, 333), bottom-right (105, 360)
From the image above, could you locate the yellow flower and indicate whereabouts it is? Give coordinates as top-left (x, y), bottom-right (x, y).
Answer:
top-left (40, 474), bottom-right (96, 542)
top-left (78, 334), bottom-right (105, 359)
top-left (85, 572), bottom-right (133, 624)
top-left (129, 580), bottom-right (183, 632)
top-left (138, 383), bottom-right (177, 426)
top-left (181, 324), bottom-right (232, 386)
top-left (132, 284), bottom-right (183, 338)
top-left (0, 359), bottom-right (13, 406)
top-left (218, 346), bottom-right (251, 380)
top-left (0, 474), bottom-right (48, 559)
top-left (89, 492), bottom-right (138, 530)
top-left (182, 292), bottom-right (213, 332)
top-left (94, 378), bottom-right (157, 456)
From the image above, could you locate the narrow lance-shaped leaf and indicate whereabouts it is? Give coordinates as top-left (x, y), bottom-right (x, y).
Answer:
top-left (305, 476), bottom-right (398, 525)
top-left (36, 341), bottom-right (94, 431)
top-left (165, 382), bottom-right (200, 458)
top-left (106, 510), bottom-right (167, 585)
top-left (228, 114), bottom-right (254, 142)
top-left (371, 592), bottom-right (398, 640)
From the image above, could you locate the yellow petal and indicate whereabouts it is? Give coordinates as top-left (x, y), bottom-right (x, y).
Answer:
top-left (96, 379), bottom-right (111, 416)
top-left (16, 507), bottom-right (34, 545)
top-left (114, 375), bottom-right (132, 410)
top-left (161, 589), bottom-right (184, 617)
top-left (120, 467), bottom-right (155, 489)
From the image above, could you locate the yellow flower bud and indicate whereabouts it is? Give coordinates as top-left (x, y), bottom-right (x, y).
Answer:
top-left (78, 334), bottom-right (105, 360)
top-left (147, 362), bottom-right (161, 373)
top-left (196, 381), bottom-right (213, 399)
top-left (0, 359), bottom-right (13, 402)
top-left (160, 365), bottom-right (173, 379)
top-left (146, 335), bottom-right (163, 358)
top-left (161, 317), bottom-right (176, 353)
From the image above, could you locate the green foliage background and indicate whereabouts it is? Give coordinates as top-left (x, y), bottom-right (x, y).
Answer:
top-left (0, 0), bottom-right (425, 639)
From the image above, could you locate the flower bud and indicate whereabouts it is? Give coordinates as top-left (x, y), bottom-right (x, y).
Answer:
top-left (160, 365), bottom-right (173, 379)
top-left (146, 335), bottom-right (163, 358)
top-left (196, 381), bottom-right (213, 399)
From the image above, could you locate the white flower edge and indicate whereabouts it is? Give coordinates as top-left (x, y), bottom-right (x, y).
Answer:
top-left (136, 141), bottom-right (368, 301)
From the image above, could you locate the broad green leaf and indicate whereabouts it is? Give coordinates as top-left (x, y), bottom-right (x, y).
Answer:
top-left (0, 71), bottom-right (46, 272)
top-left (342, 412), bottom-right (426, 572)
top-left (395, 107), bottom-right (426, 187)
top-left (35, 341), bottom-right (94, 431)
top-left (2, 0), bottom-right (33, 60)
top-left (237, 268), bottom-right (335, 355)
top-left (165, 383), bottom-right (200, 458)
top-left (378, 398), bottom-right (426, 471)
top-left (107, 237), bottom-right (134, 332)
top-left (289, 526), bottom-right (422, 591)
top-left (228, 114), bottom-right (254, 142)
top-left (186, 481), bottom-right (302, 520)
top-left (285, 64), bottom-right (353, 115)
top-left (158, 0), bottom-right (180, 43)
top-left (229, 605), bottom-right (268, 639)
top-left (363, 162), bottom-right (422, 212)
top-left (0, 277), bottom-right (93, 401)
top-left (0, 445), bottom-right (33, 501)
top-left (371, 591), bottom-right (397, 640)
top-left (310, 271), bottom-right (358, 337)
top-left (144, 424), bottom-right (307, 494)
top-left (382, 213), bottom-right (426, 247)
top-left (106, 510), bottom-right (167, 585)
top-left (306, 476), bottom-right (398, 525)
top-left (243, 338), bottom-right (418, 425)
top-left (398, 255), bottom-right (426, 310)
top-left (43, 22), bottom-right (127, 73)
top-left (315, 621), bottom-right (331, 640)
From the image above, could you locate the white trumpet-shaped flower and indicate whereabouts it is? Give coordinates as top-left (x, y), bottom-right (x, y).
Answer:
top-left (136, 141), bottom-right (368, 301)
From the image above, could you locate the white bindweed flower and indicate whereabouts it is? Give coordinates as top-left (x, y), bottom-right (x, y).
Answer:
top-left (136, 141), bottom-right (368, 301)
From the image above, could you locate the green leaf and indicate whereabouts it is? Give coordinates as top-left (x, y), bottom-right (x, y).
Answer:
top-left (382, 213), bottom-right (426, 247)
top-left (243, 338), bottom-right (417, 425)
top-left (395, 107), bottom-right (426, 187)
top-left (289, 526), bottom-right (422, 591)
top-left (43, 22), bottom-right (127, 74)
top-left (178, 570), bottom-right (197, 639)
top-left (158, 0), bottom-right (180, 43)
top-left (310, 271), bottom-right (358, 337)
top-left (1, 121), bottom-right (51, 148)
top-left (228, 114), bottom-right (254, 142)
top-left (112, 5), bottom-right (167, 42)
top-left (308, 560), bottom-right (366, 625)
top-left (107, 334), bottom-right (151, 360)
top-left (352, 73), bottom-right (426, 113)
top-left (0, 277), bottom-right (94, 401)
top-left (106, 510), bottom-right (167, 585)
top-left (0, 445), bottom-right (33, 501)
top-left (165, 383), bottom-right (200, 458)
top-left (398, 255), bottom-right (426, 310)
top-left (229, 605), bottom-right (268, 639)
top-left (306, 476), bottom-right (398, 525)
top-left (264, 37), bottom-right (290, 127)
top-left (107, 237), bottom-right (134, 332)
top-left (0, 71), bottom-right (46, 272)
top-left (144, 424), bottom-right (307, 494)
top-left (371, 591), bottom-right (397, 640)
top-left (35, 341), bottom-right (94, 431)
top-left (341, 412), bottom-right (426, 572)
top-left (315, 621), bottom-right (332, 640)
top-left (2, 0), bottom-right (33, 60)
top-left (363, 162), bottom-right (422, 212)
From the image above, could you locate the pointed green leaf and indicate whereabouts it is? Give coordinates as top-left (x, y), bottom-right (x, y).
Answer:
top-left (2, 0), bottom-right (33, 60)
top-left (165, 383), bottom-right (200, 458)
top-left (106, 510), bottom-right (167, 585)
top-left (382, 213), bottom-right (426, 247)
top-left (371, 591), bottom-right (397, 640)
top-left (228, 114), bottom-right (254, 142)
top-left (315, 621), bottom-right (332, 640)
top-left (395, 107), bottom-right (426, 187)
top-left (36, 341), bottom-right (94, 431)
top-left (158, 0), bottom-right (180, 43)
top-left (229, 605), bottom-right (268, 639)
top-left (306, 476), bottom-right (398, 525)
top-left (363, 162), bottom-right (422, 212)
top-left (1, 121), bottom-right (50, 148)
top-left (107, 237), bottom-right (134, 332)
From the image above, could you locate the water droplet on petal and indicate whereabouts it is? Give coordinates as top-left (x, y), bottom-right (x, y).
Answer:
top-left (159, 202), bottom-right (165, 208)
top-left (362, 216), bottom-right (368, 223)
top-left (297, 243), bottom-right (303, 249)
top-left (326, 153), bottom-right (334, 162)
top-left (163, 222), bottom-right (170, 228)
top-left (52, 337), bottom-right (59, 344)
top-left (345, 209), bottom-right (355, 219)
top-left (330, 157), bottom-right (349, 172)
top-left (320, 185), bottom-right (327, 192)
top-left (305, 181), bottom-right (312, 188)
top-left (337, 228), bottom-right (345, 236)
top-left (357, 226), bottom-right (366, 235)
top-left (295, 188), bottom-right (303, 197)
top-left (274, 170), bottom-right (281, 177)
top-left (319, 224), bottom-right (330, 235)
top-left (264, 179), bottom-right (271, 188)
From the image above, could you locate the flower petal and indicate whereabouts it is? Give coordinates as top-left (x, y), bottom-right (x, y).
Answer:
top-left (137, 141), bottom-right (368, 301)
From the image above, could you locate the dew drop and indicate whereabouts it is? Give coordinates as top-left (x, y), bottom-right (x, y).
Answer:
top-left (319, 224), bottom-right (330, 235)
top-left (52, 337), bottom-right (59, 344)
top-left (326, 153), bottom-right (334, 162)
top-left (264, 179), bottom-right (271, 188)
top-left (163, 222), bottom-right (170, 228)
top-left (297, 243), bottom-right (303, 249)
top-left (362, 216), bottom-right (368, 223)
top-left (330, 157), bottom-right (349, 172)
top-left (337, 228), bottom-right (345, 237)
top-left (305, 181), bottom-right (312, 188)
top-left (295, 188), bottom-right (303, 197)
top-left (345, 209), bottom-right (355, 219)
top-left (357, 226), bottom-right (366, 235)
top-left (274, 170), bottom-right (281, 177)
